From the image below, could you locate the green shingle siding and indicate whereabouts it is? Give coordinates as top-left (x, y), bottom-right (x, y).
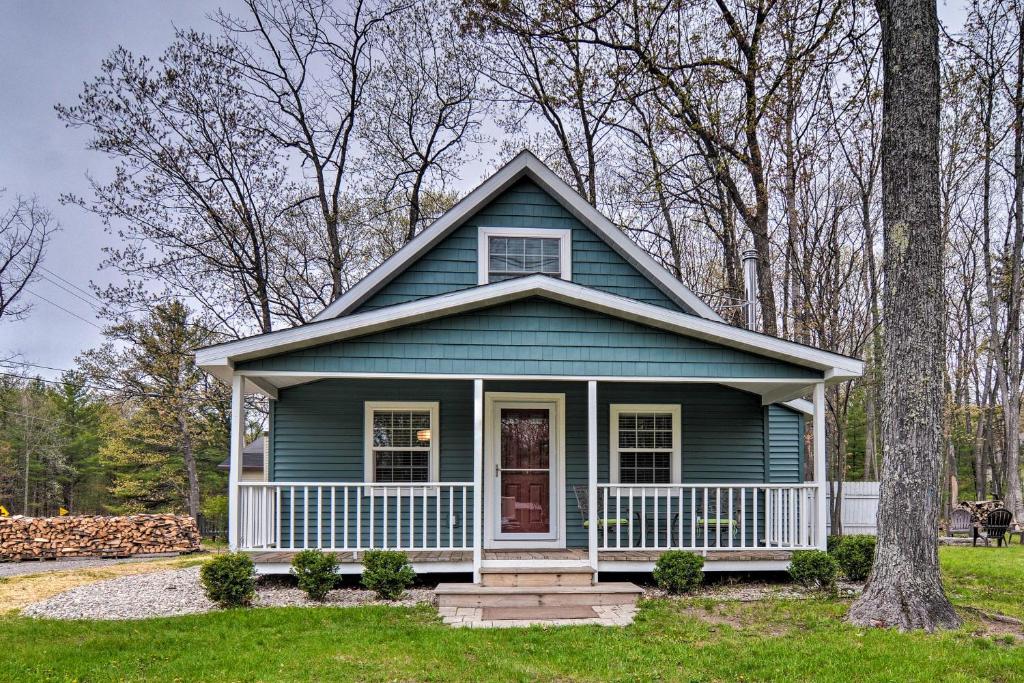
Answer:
top-left (270, 379), bottom-right (475, 548)
top-left (268, 379), bottom-right (803, 549)
top-left (355, 177), bottom-right (688, 313)
top-left (240, 298), bottom-right (821, 380)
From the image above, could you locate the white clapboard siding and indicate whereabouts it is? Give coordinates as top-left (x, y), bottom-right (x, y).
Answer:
top-left (827, 481), bottom-right (880, 535)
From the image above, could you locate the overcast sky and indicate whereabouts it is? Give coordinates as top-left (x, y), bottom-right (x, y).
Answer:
top-left (0, 0), bottom-right (969, 383)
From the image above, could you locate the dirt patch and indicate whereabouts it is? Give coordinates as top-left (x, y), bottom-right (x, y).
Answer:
top-left (643, 579), bottom-right (862, 602)
top-left (674, 601), bottom-right (792, 636)
top-left (960, 607), bottom-right (1024, 645)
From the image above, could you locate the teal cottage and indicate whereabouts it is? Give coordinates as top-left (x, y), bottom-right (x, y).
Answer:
top-left (197, 151), bottom-right (862, 590)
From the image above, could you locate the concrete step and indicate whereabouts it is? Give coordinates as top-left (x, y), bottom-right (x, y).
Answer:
top-left (480, 605), bottom-right (598, 621)
top-left (435, 581), bottom-right (642, 608)
top-left (479, 566), bottom-right (594, 587)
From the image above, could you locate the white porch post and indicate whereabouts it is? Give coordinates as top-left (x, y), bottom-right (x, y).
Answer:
top-left (228, 374), bottom-right (245, 551)
top-left (813, 382), bottom-right (827, 549)
top-left (587, 380), bottom-right (598, 576)
top-left (472, 379), bottom-right (484, 583)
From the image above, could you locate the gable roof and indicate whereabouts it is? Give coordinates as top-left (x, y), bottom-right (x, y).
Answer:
top-left (314, 150), bottom-right (723, 322)
top-left (198, 275), bottom-right (863, 390)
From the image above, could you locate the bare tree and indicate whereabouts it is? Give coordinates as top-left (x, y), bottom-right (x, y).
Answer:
top-left (0, 194), bottom-right (56, 322)
top-left (467, 4), bottom-right (622, 205)
top-left (848, 0), bottom-right (960, 631)
top-left (57, 33), bottom-right (298, 336)
top-left (216, 0), bottom-right (405, 300)
top-left (363, 0), bottom-right (486, 241)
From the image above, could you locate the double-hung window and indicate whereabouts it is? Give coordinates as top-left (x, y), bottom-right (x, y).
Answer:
top-left (478, 227), bottom-right (571, 284)
top-left (364, 402), bottom-right (440, 484)
top-left (609, 404), bottom-right (681, 484)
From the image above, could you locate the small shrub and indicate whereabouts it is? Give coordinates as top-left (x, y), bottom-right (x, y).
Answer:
top-left (361, 550), bottom-right (415, 600)
top-left (291, 549), bottom-right (338, 601)
top-left (653, 550), bottom-right (705, 594)
top-left (200, 552), bottom-right (256, 607)
top-left (788, 550), bottom-right (838, 594)
top-left (832, 535), bottom-right (875, 581)
top-left (826, 534), bottom-right (843, 554)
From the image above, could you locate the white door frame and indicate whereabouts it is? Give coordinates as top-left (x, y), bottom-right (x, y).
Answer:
top-left (483, 392), bottom-right (567, 549)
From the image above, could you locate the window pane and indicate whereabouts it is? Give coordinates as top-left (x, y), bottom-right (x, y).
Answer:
top-left (372, 409), bottom-right (432, 474)
top-left (375, 450), bottom-right (429, 483)
top-left (619, 451), bottom-right (671, 484)
top-left (617, 411), bottom-right (673, 451)
top-left (488, 235), bottom-right (561, 281)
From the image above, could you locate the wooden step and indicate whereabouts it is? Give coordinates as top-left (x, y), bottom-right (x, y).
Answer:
top-left (479, 566), bottom-right (594, 587)
top-left (480, 606), bottom-right (598, 621)
top-left (435, 581), bottom-right (642, 608)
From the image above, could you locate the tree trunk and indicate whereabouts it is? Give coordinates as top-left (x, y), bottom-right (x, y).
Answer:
top-left (1000, 12), bottom-right (1024, 520)
top-left (848, 0), bottom-right (960, 631)
top-left (178, 413), bottom-right (201, 519)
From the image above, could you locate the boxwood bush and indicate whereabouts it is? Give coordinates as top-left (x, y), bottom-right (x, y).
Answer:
top-left (788, 550), bottom-right (838, 594)
top-left (200, 552), bottom-right (256, 607)
top-left (832, 535), bottom-right (876, 581)
top-left (291, 549), bottom-right (338, 601)
top-left (826, 534), bottom-right (843, 554)
top-left (653, 550), bottom-right (704, 594)
top-left (361, 550), bottom-right (416, 600)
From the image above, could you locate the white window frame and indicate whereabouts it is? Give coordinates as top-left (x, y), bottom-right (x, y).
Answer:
top-left (477, 226), bottom-right (572, 285)
top-left (609, 404), bottom-right (682, 485)
top-left (363, 401), bottom-right (440, 484)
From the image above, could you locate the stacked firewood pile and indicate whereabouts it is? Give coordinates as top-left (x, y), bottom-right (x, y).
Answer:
top-left (0, 514), bottom-right (201, 560)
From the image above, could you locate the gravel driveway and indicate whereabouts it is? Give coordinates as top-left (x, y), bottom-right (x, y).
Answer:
top-left (0, 555), bottom-right (173, 578)
top-left (21, 567), bottom-right (436, 620)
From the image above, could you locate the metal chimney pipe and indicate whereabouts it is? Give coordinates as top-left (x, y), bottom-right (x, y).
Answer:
top-left (742, 248), bottom-right (759, 330)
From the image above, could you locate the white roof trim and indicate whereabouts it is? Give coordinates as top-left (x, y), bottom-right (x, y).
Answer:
top-left (198, 275), bottom-right (863, 381)
top-left (783, 399), bottom-right (814, 416)
top-left (313, 150), bottom-right (723, 322)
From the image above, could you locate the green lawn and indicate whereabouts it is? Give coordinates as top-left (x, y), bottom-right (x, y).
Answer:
top-left (941, 542), bottom-right (1024, 619)
top-left (1, 545), bottom-right (1022, 682)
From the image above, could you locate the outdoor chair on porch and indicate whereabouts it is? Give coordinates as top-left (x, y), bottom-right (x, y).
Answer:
top-left (693, 506), bottom-right (739, 547)
top-left (976, 508), bottom-right (1013, 547)
top-left (948, 508), bottom-right (973, 538)
top-left (573, 485), bottom-right (642, 542)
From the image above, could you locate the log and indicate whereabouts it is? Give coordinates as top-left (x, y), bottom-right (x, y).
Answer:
top-left (0, 514), bottom-right (201, 561)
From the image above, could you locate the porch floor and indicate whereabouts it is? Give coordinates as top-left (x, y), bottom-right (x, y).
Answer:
top-left (247, 548), bottom-right (792, 566)
top-left (247, 550), bottom-right (472, 564)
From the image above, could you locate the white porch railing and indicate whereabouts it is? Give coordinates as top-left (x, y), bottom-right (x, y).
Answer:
top-left (595, 483), bottom-right (819, 551)
top-left (237, 482), bottom-right (475, 552)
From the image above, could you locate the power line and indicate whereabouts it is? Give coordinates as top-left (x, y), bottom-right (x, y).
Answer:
top-left (0, 361), bottom-right (72, 374)
top-left (0, 370), bottom-right (115, 394)
top-left (38, 266), bottom-right (105, 306)
top-left (39, 275), bottom-right (103, 313)
top-left (25, 290), bottom-right (103, 329)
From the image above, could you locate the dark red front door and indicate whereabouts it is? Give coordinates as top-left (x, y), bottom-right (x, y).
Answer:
top-left (499, 407), bottom-right (551, 534)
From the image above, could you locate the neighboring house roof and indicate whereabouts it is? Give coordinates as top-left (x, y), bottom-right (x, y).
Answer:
top-left (313, 150), bottom-right (723, 323)
top-left (197, 275), bottom-right (863, 403)
top-left (217, 436), bottom-right (265, 471)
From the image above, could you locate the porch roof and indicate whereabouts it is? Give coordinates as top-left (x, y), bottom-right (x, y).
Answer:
top-left (196, 276), bottom-right (862, 405)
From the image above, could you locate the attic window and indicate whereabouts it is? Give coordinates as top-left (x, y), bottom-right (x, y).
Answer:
top-left (478, 227), bottom-right (571, 285)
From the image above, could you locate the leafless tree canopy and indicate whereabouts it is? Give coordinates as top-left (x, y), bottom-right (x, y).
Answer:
top-left (0, 194), bottom-right (56, 322)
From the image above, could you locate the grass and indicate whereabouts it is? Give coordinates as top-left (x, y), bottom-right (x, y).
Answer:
top-left (0, 544), bottom-right (1020, 681)
top-left (940, 542), bottom-right (1024, 619)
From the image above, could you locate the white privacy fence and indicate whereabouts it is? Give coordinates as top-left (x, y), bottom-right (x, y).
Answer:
top-left (237, 482), bottom-right (476, 551)
top-left (827, 481), bottom-right (880, 535)
top-left (594, 484), bottom-right (820, 551)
